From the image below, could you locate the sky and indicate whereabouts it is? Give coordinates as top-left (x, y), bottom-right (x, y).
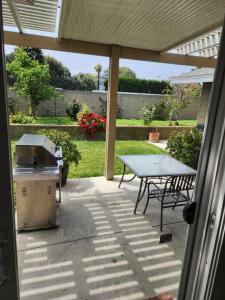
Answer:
top-left (4, 44), bottom-right (193, 80)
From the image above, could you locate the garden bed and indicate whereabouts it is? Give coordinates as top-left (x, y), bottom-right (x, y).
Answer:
top-left (10, 124), bottom-right (194, 140)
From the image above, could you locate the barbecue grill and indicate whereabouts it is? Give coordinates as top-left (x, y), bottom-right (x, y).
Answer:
top-left (13, 134), bottom-right (63, 231)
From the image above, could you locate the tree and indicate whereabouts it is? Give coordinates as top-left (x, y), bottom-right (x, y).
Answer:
top-left (5, 52), bottom-right (15, 64)
top-left (23, 47), bottom-right (45, 64)
top-left (45, 56), bottom-right (73, 89)
top-left (6, 47), bottom-right (45, 86)
top-left (72, 73), bottom-right (96, 91)
top-left (103, 66), bottom-right (137, 80)
top-left (119, 67), bottom-right (137, 79)
top-left (5, 52), bottom-right (16, 86)
top-left (94, 64), bottom-right (102, 90)
top-left (6, 48), bottom-right (98, 91)
top-left (7, 47), bottom-right (57, 116)
top-left (163, 84), bottom-right (200, 123)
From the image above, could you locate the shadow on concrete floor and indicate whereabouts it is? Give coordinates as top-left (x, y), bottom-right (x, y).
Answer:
top-left (17, 176), bottom-right (187, 300)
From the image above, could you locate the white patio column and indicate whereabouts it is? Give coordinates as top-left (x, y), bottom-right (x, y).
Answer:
top-left (105, 45), bottom-right (120, 180)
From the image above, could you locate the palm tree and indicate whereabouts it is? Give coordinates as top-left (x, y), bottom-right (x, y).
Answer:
top-left (94, 64), bottom-right (102, 90)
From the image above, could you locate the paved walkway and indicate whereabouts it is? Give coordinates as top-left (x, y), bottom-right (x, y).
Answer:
top-left (147, 140), bottom-right (168, 150)
top-left (17, 176), bottom-right (186, 300)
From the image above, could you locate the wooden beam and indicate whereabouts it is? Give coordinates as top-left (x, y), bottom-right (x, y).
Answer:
top-left (6, 0), bottom-right (23, 33)
top-left (4, 31), bottom-right (111, 57)
top-left (105, 46), bottom-right (120, 180)
top-left (120, 47), bottom-right (216, 68)
top-left (4, 31), bottom-right (217, 67)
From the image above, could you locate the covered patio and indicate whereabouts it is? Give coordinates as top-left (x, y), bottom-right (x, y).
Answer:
top-left (17, 176), bottom-right (186, 300)
top-left (2, 0), bottom-right (218, 180)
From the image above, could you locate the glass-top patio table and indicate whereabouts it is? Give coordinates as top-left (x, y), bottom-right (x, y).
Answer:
top-left (118, 154), bottom-right (197, 214)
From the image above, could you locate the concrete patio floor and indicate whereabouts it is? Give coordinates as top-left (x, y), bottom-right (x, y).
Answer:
top-left (17, 176), bottom-right (188, 300)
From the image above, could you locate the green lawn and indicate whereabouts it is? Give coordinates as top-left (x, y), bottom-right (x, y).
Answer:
top-left (116, 119), bottom-right (197, 126)
top-left (31, 116), bottom-right (196, 127)
top-left (33, 117), bottom-right (74, 125)
top-left (11, 140), bottom-right (165, 178)
top-left (69, 140), bottom-right (165, 178)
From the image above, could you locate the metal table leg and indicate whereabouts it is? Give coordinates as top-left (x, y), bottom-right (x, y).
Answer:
top-left (134, 177), bottom-right (148, 214)
top-left (118, 164), bottom-right (136, 188)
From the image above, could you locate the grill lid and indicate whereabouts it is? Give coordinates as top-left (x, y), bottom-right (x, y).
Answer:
top-left (15, 134), bottom-right (59, 167)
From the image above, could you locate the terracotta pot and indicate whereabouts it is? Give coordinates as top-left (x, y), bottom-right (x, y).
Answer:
top-left (149, 132), bottom-right (160, 143)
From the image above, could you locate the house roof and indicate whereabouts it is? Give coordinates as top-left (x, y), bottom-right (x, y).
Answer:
top-left (2, 0), bottom-right (225, 53)
top-left (169, 67), bottom-right (215, 84)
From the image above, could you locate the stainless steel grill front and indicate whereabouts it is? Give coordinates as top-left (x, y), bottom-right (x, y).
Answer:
top-left (13, 134), bottom-right (62, 231)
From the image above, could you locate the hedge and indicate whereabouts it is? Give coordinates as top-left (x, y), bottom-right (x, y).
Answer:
top-left (104, 77), bottom-right (172, 94)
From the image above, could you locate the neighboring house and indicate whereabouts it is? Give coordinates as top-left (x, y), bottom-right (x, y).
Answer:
top-left (176, 28), bottom-right (222, 58)
top-left (169, 67), bottom-right (215, 129)
top-left (170, 29), bottom-right (221, 129)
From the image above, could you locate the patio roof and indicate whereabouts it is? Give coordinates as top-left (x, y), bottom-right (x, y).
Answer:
top-left (3, 0), bottom-right (225, 54)
top-left (3, 0), bottom-right (59, 34)
top-left (58, 0), bottom-right (225, 52)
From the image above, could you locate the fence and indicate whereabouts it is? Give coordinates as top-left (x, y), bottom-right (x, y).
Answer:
top-left (8, 89), bottom-right (200, 120)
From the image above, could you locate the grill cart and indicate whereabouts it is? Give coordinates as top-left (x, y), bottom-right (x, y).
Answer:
top-left (13, 134), bottom-right (63, 231)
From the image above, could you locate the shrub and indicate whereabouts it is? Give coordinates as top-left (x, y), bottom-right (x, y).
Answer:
top-left (81, 104), bottom-right (90, 114)
top-left (77, 112), bottom-right (106, 138)
top-left (163, 84), bottom-right (198, 123)
top-left (11, 113), bottom-right (34, 124)
top-left (151, 101), bottom-right (170, 120)
top-left (142, 105), bottom-right (154, 125)
top-left (141, 101), bottom-right (169, 125)
top-left (38, 129), bottom-right (81, 167)
top-left (104, 77), bottom-right (172, 94)
top-left (8, 97), bottom-right (16, 115)
top-left (77, 104), bottom-right (90, 123)
top-left (65, 99), bottom-right (81, 120)
top-left (167, 128), bottom-right (203, 169)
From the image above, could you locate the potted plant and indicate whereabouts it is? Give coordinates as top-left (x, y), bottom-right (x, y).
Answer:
top-left (141, 105), bottom-right (160, 142)
top-left (149, 127), bottom-right (160, 143)
top-left (38, 129), bottom-right (81, 186)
